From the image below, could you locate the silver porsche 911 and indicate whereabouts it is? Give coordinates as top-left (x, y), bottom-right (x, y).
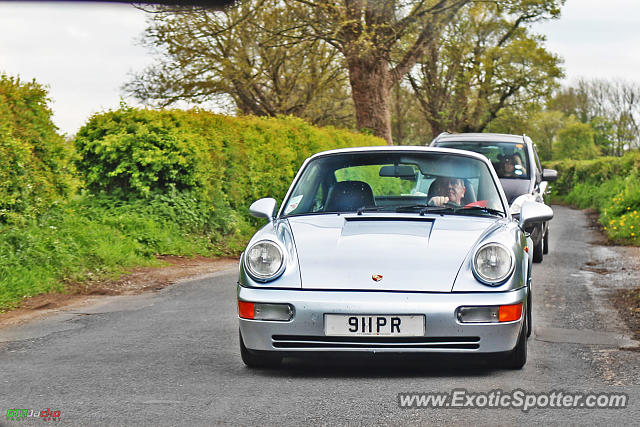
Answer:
top-left (237, 147), bottom-right (553, 369)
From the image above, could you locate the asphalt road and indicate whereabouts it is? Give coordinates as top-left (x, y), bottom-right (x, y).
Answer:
top-left (1, 205), bottom-right (639, 426)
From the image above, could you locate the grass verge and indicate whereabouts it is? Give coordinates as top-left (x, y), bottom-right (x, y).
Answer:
top-left (0, 193), bottom-right (252, 311)
top-left (552, 174), bottom-right (640, 245)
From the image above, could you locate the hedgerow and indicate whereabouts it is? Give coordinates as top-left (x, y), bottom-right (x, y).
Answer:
top-left (545, 152), bottom-right (640, 196)
top-left (0, 107), bottom-right (385, 310)
top-left (0, 75), bottom-right (77, 223)
top-left (74, 107), bottom-right (386, 232)
top-left (545, 151), bottom-right (640, 244)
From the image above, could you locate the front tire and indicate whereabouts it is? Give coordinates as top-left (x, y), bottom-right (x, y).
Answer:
top-left (239, 330), bottom-right (282, 368)
top-left (526, 291), bottom-right (532, 338)
top-left (532, 236), bottom-right (544, 263)
top-left (504, 315), bottom-right (528, 370)
top-left (543, 228), bottom-right (549, 255)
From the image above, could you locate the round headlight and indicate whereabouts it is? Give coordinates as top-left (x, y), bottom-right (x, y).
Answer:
top-left (245, 240), bottom-right (285, 281)
top-left (473, 243), bottom-right (514, 285)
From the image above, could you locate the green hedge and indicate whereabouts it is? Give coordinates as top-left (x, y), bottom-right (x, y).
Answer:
top-left (0, 75), bottom-right (77, 223)
top-left (545, 152), bottom-right (640, 196)
top-left (0, 108), bottom-right (385, 310)
top-left (75, 108), bottom-right (385, 223)
top-left (545, 151), bottom-right (640, 244)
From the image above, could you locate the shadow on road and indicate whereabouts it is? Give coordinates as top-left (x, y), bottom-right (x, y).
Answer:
top-left (244, 353), bottom-right (507, 379)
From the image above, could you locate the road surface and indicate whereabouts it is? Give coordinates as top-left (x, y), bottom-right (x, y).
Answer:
top-left (1, 205), bottom-right (638, 425)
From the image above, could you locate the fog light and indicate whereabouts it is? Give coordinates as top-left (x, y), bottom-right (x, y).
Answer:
top-left (457, 306), bottom-right (499, 323)
top-left (238, 301), bottom-right (293, 321)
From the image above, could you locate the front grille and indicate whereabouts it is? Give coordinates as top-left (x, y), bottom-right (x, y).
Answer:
top-left (271, 335), bottom-right (480, 350)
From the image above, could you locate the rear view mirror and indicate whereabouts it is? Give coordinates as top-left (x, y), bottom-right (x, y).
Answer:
top-left (379, 165), bottom-right (416, 180)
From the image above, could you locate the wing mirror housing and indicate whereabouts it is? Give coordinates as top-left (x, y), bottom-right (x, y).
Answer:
top-left (542, 168), bottom-right (558, 182)
top-left (249, 198), bottom-right (277, 221)
top-left (509, 194), bottom-right (534, 218)
top-left (520, 201), bottom-right (553, 229)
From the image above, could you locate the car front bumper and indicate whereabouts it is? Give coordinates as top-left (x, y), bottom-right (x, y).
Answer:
top-left (238, 285), bottom-right (526, 354)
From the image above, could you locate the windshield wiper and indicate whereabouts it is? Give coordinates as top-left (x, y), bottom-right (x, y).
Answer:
top-left (394, 203), bottom-right (429, 213)
top-left (453, 206), bottom-right (505, 217)
top-left (395, 204), bottom-right (454, 216)
top-left (395, 204), bottom-right (504, 217)
top-left (355, 206), bottom-right (388, 215)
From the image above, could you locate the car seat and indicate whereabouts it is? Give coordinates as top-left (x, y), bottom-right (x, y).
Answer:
top-left (324, 180), bottom-right (376, 212)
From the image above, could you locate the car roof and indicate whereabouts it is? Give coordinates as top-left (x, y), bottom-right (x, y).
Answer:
top-left (432, 132), bottom-right (530, 145)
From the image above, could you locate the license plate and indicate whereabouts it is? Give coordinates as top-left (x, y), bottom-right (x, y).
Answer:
top-left (324, 314), bottom-right (425, 337)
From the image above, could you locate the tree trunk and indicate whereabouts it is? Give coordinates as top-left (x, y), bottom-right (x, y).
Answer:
top-left (347, 55), bottom-right (394, 145)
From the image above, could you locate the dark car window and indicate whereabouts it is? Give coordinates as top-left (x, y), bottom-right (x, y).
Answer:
top-left (435, 141), bottom-right (530, 180)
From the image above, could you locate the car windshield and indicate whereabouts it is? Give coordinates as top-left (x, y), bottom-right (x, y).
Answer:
top-left (435, 141), bottom-right (530, 180)
top-left (281, 151), bottom-right (505, 217)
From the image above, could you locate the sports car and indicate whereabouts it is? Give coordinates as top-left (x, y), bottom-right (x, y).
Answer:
top-left (237, 146), bottom-right (553, 369)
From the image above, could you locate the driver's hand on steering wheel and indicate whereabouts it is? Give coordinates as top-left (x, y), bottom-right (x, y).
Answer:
top-left (428, 196), bottom-right (449, 206)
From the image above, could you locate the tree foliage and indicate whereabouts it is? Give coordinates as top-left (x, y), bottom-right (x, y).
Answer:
top-left (0, 74), bottom-right (76, 223)
top-left (526, 110), bottom-right (567, 161)
top-left (390, 82), bottom-right (431, 145)
top-left (129, 0), bottom-right (566, 145)
top-left (407, 1), bottom-right (563, 138)
top-left (553, 120), bottom-right (600, 160)
top-left (125, 0), bottom-right (355, 128)
top-left (550, 79), bottom-right (640, 155)
top-left (130, 0), bottom-right (477, 143)
top-left (287, 0), bottom-right (472, 143)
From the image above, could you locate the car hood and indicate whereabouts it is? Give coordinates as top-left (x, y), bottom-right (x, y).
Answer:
top-left (287, 214), bottom-right (501, 292)
top-left (499, 179), bottom-right (532, 204)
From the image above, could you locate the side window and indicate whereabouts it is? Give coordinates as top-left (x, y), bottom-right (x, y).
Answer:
top-left (312, 181), bottom-right (326, 212)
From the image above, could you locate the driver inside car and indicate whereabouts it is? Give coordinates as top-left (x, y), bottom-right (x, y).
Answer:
top-left (428, 177), bottom-right (466, 206)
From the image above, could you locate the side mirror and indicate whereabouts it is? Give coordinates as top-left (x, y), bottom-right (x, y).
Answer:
top-left (520, 201), bottom-right (553, 229)
top-left (542, 169), bottom-right (558, 182)
top-left (249, 198), bottom-right (277, 221)
top-left (509, 194), bottom-right (534, 217)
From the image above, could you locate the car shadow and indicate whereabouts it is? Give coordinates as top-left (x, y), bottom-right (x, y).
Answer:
top-left (249, 353), bottom-right (506, 379)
